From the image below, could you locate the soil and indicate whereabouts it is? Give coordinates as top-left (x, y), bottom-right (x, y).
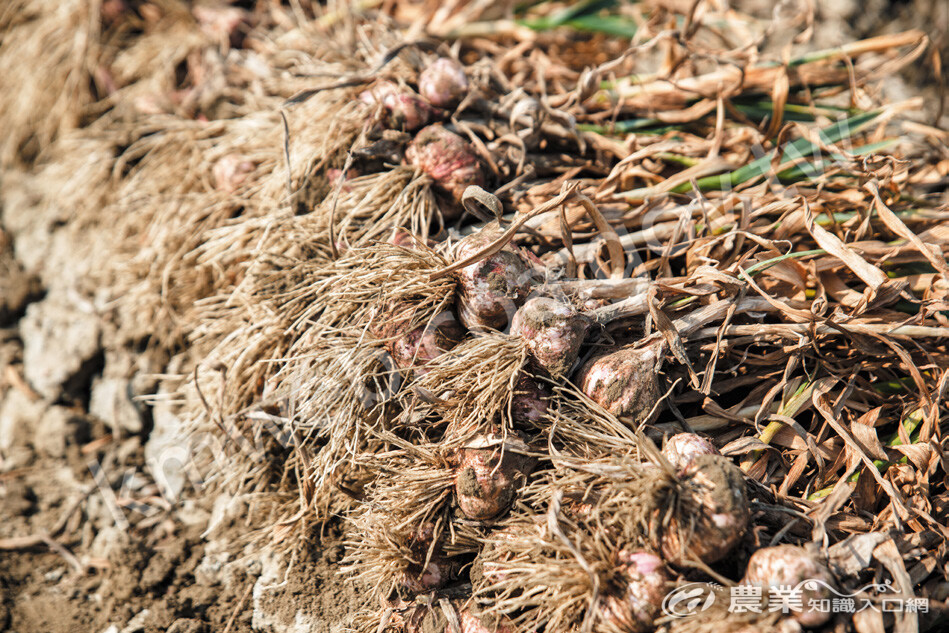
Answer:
top-left (0, 424), bottom-right (357, 633)
top-left (0, 148), bottom-right (361, 633)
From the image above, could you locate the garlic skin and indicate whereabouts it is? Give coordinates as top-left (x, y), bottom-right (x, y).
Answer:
top-left (599, 550), bottom-right (670, 632)
top-left (192, 5), bottom-right (248, 48)
top-left (743, 545), bottom-right (835, 628)
top-left (662, 433), bottom-right (721, 471)
top-left (659, 455), bottom-right (749, 564)
top-left (404, 124), bottom-right (486, 205)
top-left (360, 81), bottom-right (436, 131)
top-left (453, 228), bottom-right (536, 331)
top-left (511, 297), bottom-right (591, 376)
top-left (455, 436), bottom-right (534, 521)
top-left (511, 372), bottom-right (549, 425)
top-left (577, 344), bottom-right (662, 422)
top-left (386, 312), bottom-right (465, 376)
top-left (400, 523), bottom-right (457, 594)
top-left (212, 153), bottom-right (255, 192)
top-left (418, 58), bottom-right (469, 108)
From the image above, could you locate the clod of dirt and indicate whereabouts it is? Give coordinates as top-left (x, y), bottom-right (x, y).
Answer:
top-left (252, 549), bottom-right (359, 633)
top-left (0, 479), bottom-right (36, 517)
top-left (166, 619), bottom-right (209, 633)
top-left (20, 298), bottom-right (102, 401)
top-left (90, 377), bottom-right (143, 434)
top-left (0, 388), bottom-right (44, 464)
top-left (34, 405), bottom-right (91, 458)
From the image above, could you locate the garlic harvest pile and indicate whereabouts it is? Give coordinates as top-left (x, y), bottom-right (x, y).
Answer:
top-left (36, 4), bottom-right (946, 632)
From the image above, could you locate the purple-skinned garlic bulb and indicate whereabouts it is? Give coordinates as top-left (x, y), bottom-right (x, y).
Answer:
top-left (419, 58), bottom-right (468, 108)
top-left (511, 296), bottom-right (591, 376)
top-left (405, 124), bottom-right (486, 206)
top-left (452, 226), bottom-right (537, 331)
top-left (511, 372), bottom-right (550, 425)
top-left (385, 311), bottom-right (465, 376)
top-left (400, 523), bottom-right (460, 594)
top-left (454, 435), bottom-right (534, 521)
top-left (577, 343), bottom-right (662, 422)
top-left (360, 81), bottom-right (436, 131)
top-left (662, 433), bottom-right (721, 471)
top-left (599, 550), bottom-right (670, 632)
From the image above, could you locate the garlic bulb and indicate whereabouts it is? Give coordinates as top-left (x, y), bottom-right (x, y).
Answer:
top-left (599, 550), bottom-right (670, 632)
top-left (453, 227), bottom-right (536, 331)
top-left (360, 81), bottom-right (436, 131)
top-left (418, 58), bottom-right (468, 108)
top-left (743, 545), bottom-right (835, 628)
top-left (405, 124), bottom-right (486, 205)
top-left (511, 372), bottom-right (549, 425)
top-left (662, 433), bottom-right (721, 471)
top-left (511, 297), bottom-right (591, 376)
top-left (577, 343), bottom-right (662, 422)
top-left (212, 153), bottom-right (255, 192)
top-left (385, 312), bottom-right (465, 376)
top-left (400, 523), bottom-right (458, 594)
top-left (455, 435), bottom-right (534, 521)
top-left (659, 455), bottom-right (749, 564)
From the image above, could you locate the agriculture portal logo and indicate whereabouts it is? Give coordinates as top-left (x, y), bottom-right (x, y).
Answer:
top-left (662, 583), bottom-right (718, 617)
top-left (661, 580), bottom-right (929, 618)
